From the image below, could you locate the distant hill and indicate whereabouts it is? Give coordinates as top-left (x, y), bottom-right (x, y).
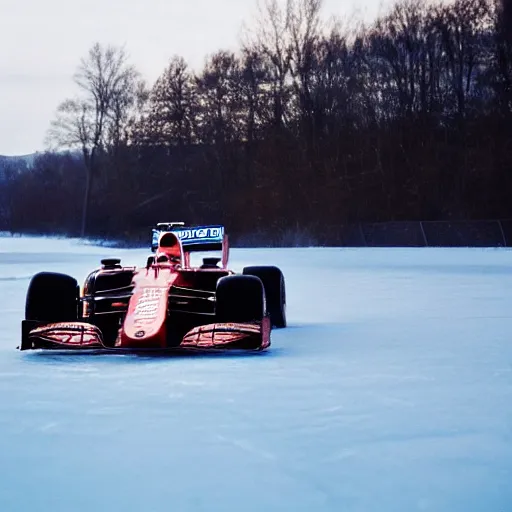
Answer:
top-left (0, 153), bottom-right (39, 182)
top-left (0, 153), bottom-right (40, 166)
top-left (0, 151), bottom-right (81, 177)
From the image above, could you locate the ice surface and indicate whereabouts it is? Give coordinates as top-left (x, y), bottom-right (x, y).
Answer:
top-left (0, 236), bottom-right (511, 511)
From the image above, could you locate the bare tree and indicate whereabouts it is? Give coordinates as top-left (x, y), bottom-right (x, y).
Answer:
top-left (244, 0), bottom-right (294, 129)
top-left (366, 0), bottom-right (440, 118)
top-left (495, 0), bottom-right (512, 111)
top-left (435, 0), bottom-right (492, 117)
top-left (46, 43), bottom-right (139, 237)
top-left (239, 49), bottom-right (273, 145)
top-left (288, 0), bottom-right (323, 129)
top-left (144, 56), bottom-right (197, 147)
top-left (502, 0), bottom-right (512, 35)
top-left (195, 51), bottom-right (243, 146)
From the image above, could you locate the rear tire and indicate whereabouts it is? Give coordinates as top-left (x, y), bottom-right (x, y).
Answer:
top-left (25, 272), bottom-right (79, 322)
top-left (215, 275), bottom-right (265, 323)
top-left (243, 266), bottom-right (286, 328)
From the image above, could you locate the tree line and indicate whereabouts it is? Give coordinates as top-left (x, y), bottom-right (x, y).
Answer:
top-left (1, 0), bottom-right (512, 245)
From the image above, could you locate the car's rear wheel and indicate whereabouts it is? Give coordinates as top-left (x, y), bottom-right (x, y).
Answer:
top-left (215, 275), bottom-right (265, 323)
top-left (242, 266), bottom-right (286, 328)
top-left (25, 272), bottom-right (79, 322)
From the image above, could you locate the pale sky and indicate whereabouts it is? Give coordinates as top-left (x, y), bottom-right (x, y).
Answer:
top-left (0, 0), bottom-right (392, 156)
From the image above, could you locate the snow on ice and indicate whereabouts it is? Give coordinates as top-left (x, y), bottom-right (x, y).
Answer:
top-left (0, 236), bottom-right (511, 511)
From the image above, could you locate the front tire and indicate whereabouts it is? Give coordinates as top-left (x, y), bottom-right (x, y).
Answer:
top-left (215, 275), bottom-right (265, 323)
top-left (25, 272), bottom-right (79, 322)
top-left (243, 266), bottom-right (286, 328)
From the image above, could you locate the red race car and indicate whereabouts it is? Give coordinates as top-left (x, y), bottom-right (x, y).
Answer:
top-left (19, 223), bottom-right (286, 353)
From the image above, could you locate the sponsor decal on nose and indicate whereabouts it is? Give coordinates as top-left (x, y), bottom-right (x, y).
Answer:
top-left (133, 288), bottom-right (164, 322)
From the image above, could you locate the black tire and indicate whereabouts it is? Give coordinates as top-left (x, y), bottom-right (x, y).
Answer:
top-left (25, 272), bottom-right (79, 322)
top-left (215, 275), bottom-right (265, 324)
top-left (243, 266), bottom-right (286, 328)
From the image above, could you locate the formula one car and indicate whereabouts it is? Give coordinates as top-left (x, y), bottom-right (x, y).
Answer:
top-left (19, 223), bottom-right (286, 353)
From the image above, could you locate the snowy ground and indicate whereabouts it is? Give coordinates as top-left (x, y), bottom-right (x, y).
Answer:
top-left (0, 236), bottom-right (511, 512)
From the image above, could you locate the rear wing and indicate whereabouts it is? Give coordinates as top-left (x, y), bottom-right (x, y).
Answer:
top-left (152, 224), bottom-right (229, 268)
top-left (152, 224), bottom-right (224, 251)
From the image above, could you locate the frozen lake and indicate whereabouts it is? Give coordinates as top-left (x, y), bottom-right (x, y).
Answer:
top-left (0, 236), bottom-right (511, 511)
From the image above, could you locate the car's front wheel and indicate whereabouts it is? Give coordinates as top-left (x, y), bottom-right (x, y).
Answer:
top-left (215, 275), bottom-right (265, 323)
top-left (242, 266), bottom-right (286, 328)
top-left (25, 272), bottom-right (79, 322)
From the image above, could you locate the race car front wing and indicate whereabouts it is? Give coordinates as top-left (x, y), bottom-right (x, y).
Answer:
top-left (19, 317), bottom-right (271, 353)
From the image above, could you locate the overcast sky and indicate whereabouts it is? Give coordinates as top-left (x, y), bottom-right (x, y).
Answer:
top-left (0, 0), bottom-right (393, 156)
